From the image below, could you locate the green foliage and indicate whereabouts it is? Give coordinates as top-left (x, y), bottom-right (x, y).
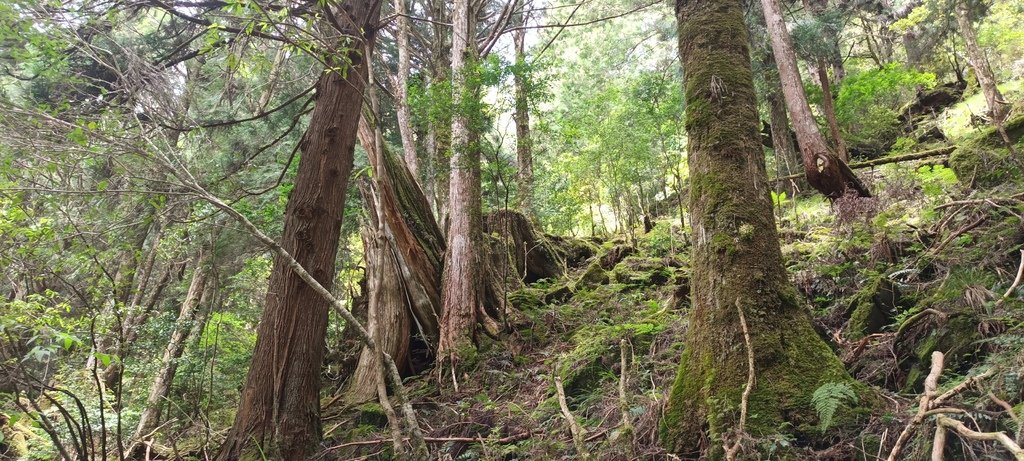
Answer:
top-left (835, 64), bottom-right (936, 148)
top-left (811, 382), bottom-right (858, 432)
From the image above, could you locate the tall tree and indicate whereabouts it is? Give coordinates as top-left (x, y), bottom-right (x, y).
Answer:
top-left (437, 0), bottom-right (483, 384)
top-left (513, 6), bottom-right (535, 220)
top-left (394, 0), bottom-right (420, 177)
top-left (761, 0), bottom-right (870, 199)
top-left (954, 0), bottom-right (1011, 142)
top-left (216, 1), bottom-right (382, 458)
top-left (662, 0), bottom-right (861, 456)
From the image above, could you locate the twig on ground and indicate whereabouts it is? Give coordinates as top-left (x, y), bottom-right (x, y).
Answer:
top-left (555, 370), bottom-right (590, 460)
top-left (724, 300), bottom-right (755, 461)
top-left (936, 416), bottom-right (1024, 461)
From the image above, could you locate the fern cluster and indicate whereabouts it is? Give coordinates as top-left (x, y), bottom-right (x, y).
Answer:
top-left (811, 382), bottom-right (858, 432)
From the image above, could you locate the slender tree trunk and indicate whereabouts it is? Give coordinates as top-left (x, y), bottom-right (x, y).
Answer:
top-left (512, 16), bottom-right (534, 220)
top-left (129, 250), bottom-right (211, 457)
top-left (955, 0), bottom-right (1011, 138)
top-left (817, 65), bottom-right (848, 161)
top-left (766, 78), bottom-right (802, 197)
top-left (216, 2), bottom-right (381, 458)
top-left (760, 0), bottom-right (870, 199)
top-left (438, 0), bottom-right (483, 385)
top-left (394, 0), bottom-right (420, 177)
top-left (663, 0), bottom-right (862, 455)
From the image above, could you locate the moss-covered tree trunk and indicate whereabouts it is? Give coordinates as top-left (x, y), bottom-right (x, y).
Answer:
top-left (662, 0), bottom-right (861, 457)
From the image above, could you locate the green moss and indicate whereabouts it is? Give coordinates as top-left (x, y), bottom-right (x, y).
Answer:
top-left (608, 256), bottom-right (673, 287)
top-left (902, 313), bottom-right (983, 392)
top-left (507, 288), bottom-right (544, 311)
top-left (949, 113), bottom-right (1024, 188)
top-left (573, 260), bottom-right (609, 290)
top-left (846, 276), bottom-right (900, 341)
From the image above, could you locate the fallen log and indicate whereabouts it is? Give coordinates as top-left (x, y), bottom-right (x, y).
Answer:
top-left (770, 146), bottom-right (956, 183)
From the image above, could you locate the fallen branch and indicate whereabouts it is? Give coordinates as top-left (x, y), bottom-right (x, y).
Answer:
top-left (770, 147), bottom-right (956, 183)
top-left (896, 309), bottom-right (948, 339)
top-left (936, 415), bottom-right (1024, 461)
top-left (557, 370), bottom-right (589, 461)
top-left (995, 250), bottom-right (1024, 309)
top-left (555, 371), bottom-right (590, 461)
top-left (888, 352), bottom-right (996, 461)
top-left (887, 351), bottom-right (944, 461)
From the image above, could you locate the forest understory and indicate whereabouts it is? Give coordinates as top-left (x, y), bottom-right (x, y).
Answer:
top-left (2, 0), bottom-right (1024, 459)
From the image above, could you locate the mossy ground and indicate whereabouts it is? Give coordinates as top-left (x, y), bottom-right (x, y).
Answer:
top-left (279, 100), bottom-right (1024, 460)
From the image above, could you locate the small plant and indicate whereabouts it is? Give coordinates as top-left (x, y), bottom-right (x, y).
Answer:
top-left (811, 382), bottom-right (858, 432)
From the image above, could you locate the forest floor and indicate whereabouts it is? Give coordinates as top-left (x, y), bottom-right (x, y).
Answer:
top-left (314, 102), bottom-right (1024, 460)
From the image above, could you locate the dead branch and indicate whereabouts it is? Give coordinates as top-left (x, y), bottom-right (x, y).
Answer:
top-left (887, 351), bottom-right (945, 461)
top-left (555, 371), bottom-right (589, 460)
top-left (724, 300), bottom-right (755, 461)
top-left (770, 146), bottom-right (956, 183)
top-left (936, 415), bottom-right (1024, 461)
top-left (995, 250), bottom-right (1024, 308)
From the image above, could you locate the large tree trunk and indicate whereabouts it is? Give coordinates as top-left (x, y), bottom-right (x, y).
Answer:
top-left (344, 202), bottom-right (412, 404)
top-left (394, 0), bottom-right (419, 178)
top-left (129, 249), bottom-right (211, 458)
top-left (662, 0), bottom-right (862, 456)
top-left (344, 107), bottom-right (445, 404)
top-left (761, 0), bottom-right (870, 199)
top-left (216, 2), bottom-right (381, 458)
top-left (512, 15), bottom-right (535, 220)
top-left (438, 0), bottom-right (485, 384)
top-left (955, 0), bottom-right (1011, 138)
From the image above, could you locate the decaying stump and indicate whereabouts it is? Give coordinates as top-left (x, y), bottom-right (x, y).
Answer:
top-left (484, 210), bottom-right (564, 282)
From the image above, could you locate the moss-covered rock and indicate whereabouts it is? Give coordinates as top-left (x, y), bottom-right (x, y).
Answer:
top-left (609, 256), bottom-right (673, 288)
top-left (543, 284), bottom-right (573, 305)
top-left (507, 288), bottom-right (544, 311)
top-left (899, 312), bottom-right (983, 392)
top-left (600, 244), bottom-right (635, 270)
top-left (949, 114), bottom-right (1024, 188)
top-left (845, 276), bottom-right (901, 340)
top-left (573, 259), bottom-right (610, 290)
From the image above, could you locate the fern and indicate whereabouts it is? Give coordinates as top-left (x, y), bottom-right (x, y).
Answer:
top-left (811, 382), bottom-right (858, 432)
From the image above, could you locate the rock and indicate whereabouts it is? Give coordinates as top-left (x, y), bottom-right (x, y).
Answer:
top-left (845, 277), bottom-right (901, 340)
top-left (574, 260), bottom-right (609, 290)
top-left (543, 284), bottom-right (573, 305)
top-left (600, 245), bottom-right (634, 270)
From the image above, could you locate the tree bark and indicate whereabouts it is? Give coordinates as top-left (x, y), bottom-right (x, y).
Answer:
top-left (663, 0), bottom-right (862, 456)
top-left (344, 205), bottom-right (412, 404)
top-left (760, 0), bottom-right (870, 199)
top-left (512, 13), bottom-right (535, 220)
top-left (817, 64), bottom-right (849, 162)
top-left (394, 0), bottom-right (420, 178)
top-left (955, 0), bottom-right (1011, 135)
top-left (438, 0), bottom-right (484, 384)
top-left (129, 249), bottom-right (211, 458)
top-left (216, 1), bottom-right (381, 458)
